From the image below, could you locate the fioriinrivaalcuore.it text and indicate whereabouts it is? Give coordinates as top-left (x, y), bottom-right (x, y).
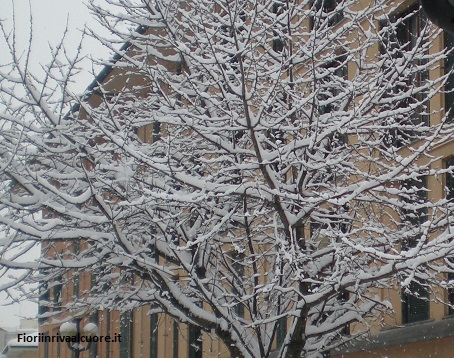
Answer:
top-left (18, 333), bottom-right (122, 343)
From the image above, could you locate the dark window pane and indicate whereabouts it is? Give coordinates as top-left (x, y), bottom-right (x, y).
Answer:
top-left (38, 281), bottom-right (50, 324)
top-left (445, 158), bottom-right (454, 313)
top-left (89, 311), bottom-right (99, 358)
top-left (272, 2), bottom-right (284, 52)
top-left (173, 321), bottom-right (179, 358)
top-left (400, 176), bottom-right (429, 323)
top-left (43, 334), bottom-right (50, 358)
top-left (401, 176), bottom-right (427, 250)
top-left (445, 33), bottom-right (454, 122)
top-left (402, 282), bottom-right (429, 323)
top-left (449, 273), bottom-right (454, 315)
top-left (276, 317), bottom-right (287, 348)
top-left (152, 122), bottom-right (161, 142)
top-left (339, 291), bottom-right (350, 335)
top-left (188, 325), bottom-right (202, 358)
top-left (150, 314), bottom-right (158, 358)
top-left (312, 0), bottom-right (343, 28)
top-left (318, 55), bottom-right (347, 116)
top-left (120, 311), bottom-right (133, 358)
top-left (232, 254), bottom-right (245, 318)
top-left (447, 157), bottom-right (454, 200)
top-left (401, 176), bottom-right (428, 223)
top-left (106, 311), bottom-right (111, 358)
top-left (380, 6), bottom-right (429, 148)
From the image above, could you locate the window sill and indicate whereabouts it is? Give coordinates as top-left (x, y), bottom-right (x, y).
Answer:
top-left (332, 318), bottom-right (454, 356)
top-left (396, 318), bottom-right (433, 328)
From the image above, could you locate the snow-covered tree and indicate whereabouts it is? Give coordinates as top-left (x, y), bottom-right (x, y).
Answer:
top-left (1, 0), bottom-right (454, 357)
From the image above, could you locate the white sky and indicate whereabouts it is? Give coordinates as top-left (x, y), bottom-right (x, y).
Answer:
top-left (0, 0), bottom-right (112, 329)
top-left (0, 0), bottom-right (111, 94)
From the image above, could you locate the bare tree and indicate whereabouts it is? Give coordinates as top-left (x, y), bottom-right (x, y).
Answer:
top-left (1, 1), bottom-right (454, 357)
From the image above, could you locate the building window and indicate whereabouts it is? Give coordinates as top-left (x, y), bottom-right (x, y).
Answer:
top-left (120, 311), bottom-right (133, 358)
top-left (448, 273), bottom-right (454, 315)
top-left (106, 311), bottom-right (111, 358)
top-left (265, 93), bottom-right (287, 174)
top-left (316, 55), bottom-right (348, 181)
top-left (38, 281), bottom-right (50, 324)
top-left (229, 252), bottom-right (245, 318)
top-left (402, 281), bottom-right (429, 324)
top-left (72, 240), bottom-right (80, 299)
top-left (150, 313), bottom-right (158, 358)
top-left (446, 157), bottom-right (454, 313)
top-left (43, 334), bottom-right (50, 358)
top-left (338, 290), bottom-right (350, 335)
top-left (401, 175), bottom-right (430, 323)
top-left (219, 6), bottom-right (246, 62)
top-left (53, 276), bottom-right (62, 310)
top-left (311, 0), bottom-right (344, 28)
top-left (72, 274), bottom-right (79, 299)
top-left (272, 2), bottom-right (284, 52)
top-left (276, 317), bottom-right (287, 349)
top-left (445, 32), bottom-right (454, 122)
top-left (318, 55), bottom-right (347, 115)
top-left (152, 122), bottom-right (161, 142)
top-left (188, 325), bottom-right (202, 358)
top-left (380, 5), bottom-right (429, 148)
top-left (400, 176), bottom-right (428, 250)
top-left (173, 321), bottom-right (179, 358)
top-left (446, 157), bottom-right (454, 201)
top-left (89, 311), bottom-right (99, 358)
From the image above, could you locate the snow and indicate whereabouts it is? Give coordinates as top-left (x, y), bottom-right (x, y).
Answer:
top-left (83, 322), bottom-right (99, 337)
top-left (59, 322), bottom-right (77, 335)
top-left (6, 331), bottom-right (39, 348)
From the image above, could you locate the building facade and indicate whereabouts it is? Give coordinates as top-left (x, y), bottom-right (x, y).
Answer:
top-left (337, 1), bottom-right (454, 356)
top-left (37, 0), bottom-right (454, 357)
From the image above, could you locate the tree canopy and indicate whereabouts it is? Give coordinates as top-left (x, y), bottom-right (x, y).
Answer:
top-left (1, 1), bottom-right (454, 357)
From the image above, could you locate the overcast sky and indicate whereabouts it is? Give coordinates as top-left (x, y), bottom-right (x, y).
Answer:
top-left (1, 0), bottom-right (111, 93)
top-left (0, 0), bottom-right (111, 329)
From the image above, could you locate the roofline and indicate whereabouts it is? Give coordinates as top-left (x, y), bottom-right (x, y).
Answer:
top-left (84, 25), bottom-right (148, 96)
top-left (67, 25), bottom-right (148, 116)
